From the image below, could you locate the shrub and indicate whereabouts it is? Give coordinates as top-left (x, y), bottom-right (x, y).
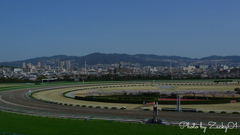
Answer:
top-left (104, 107), bottom-right (108, 109)
top-left (209, 111), bottom-right (215, 113)
top-left (111, 107), bottom-right (117, 109)
top-left (59, 103), bottom-right (63, 105)
top-left (82, 105), bottom-right (86, 107)
top-left (234, 88), bottom-right (240, 94)
top-left (69, 104), bottom-right (73, 106)
top-left (197, 110), bottom-right (203, 113)
top-left (88, 106), bottom-right (93, 108)
top-left (232, 112), bottom-right (240, 114)
top-left (64, 103), bottom-right (68, 106)
top-left (221, 111), bottom-right (227, 114)
top-left (120, 107), bottom-right (126, 110)
top-left (75, 105), bottom-right (80, 107)
top-left (144, 108), bottom-right (150, 111)
top-left (96, 106), bottom-right (101, 108)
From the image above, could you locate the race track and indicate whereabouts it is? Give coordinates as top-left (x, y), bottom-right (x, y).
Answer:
top-left (0, 84), bottom-right (240, 123)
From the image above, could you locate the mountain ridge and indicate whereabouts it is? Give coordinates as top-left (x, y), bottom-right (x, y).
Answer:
top-left (0, 53), bottom-right (240, 67)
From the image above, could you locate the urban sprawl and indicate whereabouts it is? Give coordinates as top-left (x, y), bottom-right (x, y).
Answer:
top-left (1, 60), bottom-right (240, 82)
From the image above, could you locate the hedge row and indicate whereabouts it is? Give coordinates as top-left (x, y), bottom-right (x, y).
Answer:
top-left (88, 96), bottom-right (156, 100)
top-left (75, 96), bottom-right (157, 104)
top-left (214, 80), bottom-right (233, 82)
top-left (183, 96), bottom-right (240, 100)
top-left (159, 99), bottom-right (231, 104)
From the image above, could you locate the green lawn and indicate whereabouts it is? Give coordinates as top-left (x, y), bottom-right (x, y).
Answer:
top-left (0, 79), bottom-right (239, 91)
top-left (0, 81), bottom-right (131, 92)
top-left (0, 112), bottom-right (239, 135)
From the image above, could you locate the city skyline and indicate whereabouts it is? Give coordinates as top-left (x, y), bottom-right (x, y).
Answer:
top-left (1, 0), bottom-right (240, 62)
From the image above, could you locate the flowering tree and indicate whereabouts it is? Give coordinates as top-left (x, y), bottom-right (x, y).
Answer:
top-left (200, 90), bottom-right (209, 97)
top-left (87, 91), bottom-right (94, 96)
top-left (160, 90), bottom-right (170, 96)
top-left (220, 91), bottom-right (228, 97)
top-left (188, 90), bottom-right (200, 97)
top-left (96, 91), bottom-right (103, 96)
top-left (174, 90), bottom-right (184, 95)
top-left (208, 90), bottom-right (218, 97)
top-left (122, 90), bottom-right (128, 96)
top-left (103, 91), bottom-right (110, 96)
top-left (228, 91), bottom-right (238, 98)
top-left (86, 89), bottom-right (234, 98)
top-left (181, 90), bottom-right (189, 97)
top-left (111, 91), bottom-right (118, 96)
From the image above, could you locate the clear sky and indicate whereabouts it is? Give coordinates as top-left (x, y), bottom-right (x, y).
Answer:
top-left (1, 0), bottom-right (240, 62)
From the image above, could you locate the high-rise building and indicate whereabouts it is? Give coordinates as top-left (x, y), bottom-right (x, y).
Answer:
top-left (37, 62), bottom-right (41, 68)
top-left (27, 63), bottom-right (32, 68)
top-left (60, 61), bottom-right (65, 68)
top-left (66, 61), bottom-right (71, 69)
top-left (43, 64), bottom-right (48, 69)
top-left (22, 62), bottom-right (26, 68)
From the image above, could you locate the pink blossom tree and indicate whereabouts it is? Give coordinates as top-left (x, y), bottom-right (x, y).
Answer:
top-left (208, 90), bottom-right (218, 97)
top-left (220, 91), bottom-right (228, 97)
top-left (228, 91), bottom-right (238, 98)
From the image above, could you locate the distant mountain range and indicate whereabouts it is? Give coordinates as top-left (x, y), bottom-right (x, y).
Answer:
top-left (0, 53), bottom-right (240, 67)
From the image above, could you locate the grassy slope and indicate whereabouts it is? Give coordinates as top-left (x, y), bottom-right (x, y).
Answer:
top-left (0, 112), bottom-right (239, 135)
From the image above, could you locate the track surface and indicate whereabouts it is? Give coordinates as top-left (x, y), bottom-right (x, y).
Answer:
top-left (0, 84), bottom-right (240, 123)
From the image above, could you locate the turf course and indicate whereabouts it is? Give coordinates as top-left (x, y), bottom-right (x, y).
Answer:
top-left (0, 112), bottom-right (239, 135)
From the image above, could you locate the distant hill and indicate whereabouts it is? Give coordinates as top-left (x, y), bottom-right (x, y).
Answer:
top-left (0, 53), bottom-right (240, 67)
top-left (200, 55), bottom-right (240, 62)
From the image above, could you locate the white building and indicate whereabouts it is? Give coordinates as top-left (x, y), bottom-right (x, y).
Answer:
top-left (22, 62), bottom-right (26, 68)
top-left (60, 61), bottom-right (65, 68)
top-left (183, 66), bottom-right (195, 73)
top-left (37, 62), bottom-right (41, 68)
top-left (66, 61), bottom-right (71, 69)
top-left (14, 68), bottom-right (22, 73)
top-left (223, 65), bottom-right (229, 70)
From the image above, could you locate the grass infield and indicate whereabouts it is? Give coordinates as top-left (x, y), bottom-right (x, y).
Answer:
top-left (0, 112), bottom-right (239, 135)
top-left (33, 84), bottom-right (240, 110)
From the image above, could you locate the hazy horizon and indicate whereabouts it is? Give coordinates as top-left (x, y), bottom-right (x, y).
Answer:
top-left (1, 0), bottom-right (240, 62)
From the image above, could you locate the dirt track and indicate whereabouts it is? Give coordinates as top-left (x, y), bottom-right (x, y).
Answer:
top-left (0, 84), bottom-right (240, 123)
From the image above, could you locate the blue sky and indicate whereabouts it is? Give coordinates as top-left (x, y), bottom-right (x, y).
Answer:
top-left (1, 0), bottom-right (240, 62)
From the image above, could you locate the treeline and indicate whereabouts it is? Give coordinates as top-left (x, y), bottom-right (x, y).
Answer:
top-left (0, 77), bottom-right (33, 83)
top-left (1, 74), bottom-right (239, 83)
top-left (49, 74), bottom-right (239, 82)
top-left (84, 74), bottom-right (198, 81)
top-left (83, 74), bottom-right (240, 81)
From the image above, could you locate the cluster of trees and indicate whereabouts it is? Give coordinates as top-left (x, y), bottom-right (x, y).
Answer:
top-left (0, 77), bottom-right (32, 83)
top-left (85, 74), bottom-right (240, 81)
top-left (234, 88), bottom-right (240, 94)
top-left (85, 74), bottom-right (210, 81)
top-left (87, 90), bottom-right (238, 98)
